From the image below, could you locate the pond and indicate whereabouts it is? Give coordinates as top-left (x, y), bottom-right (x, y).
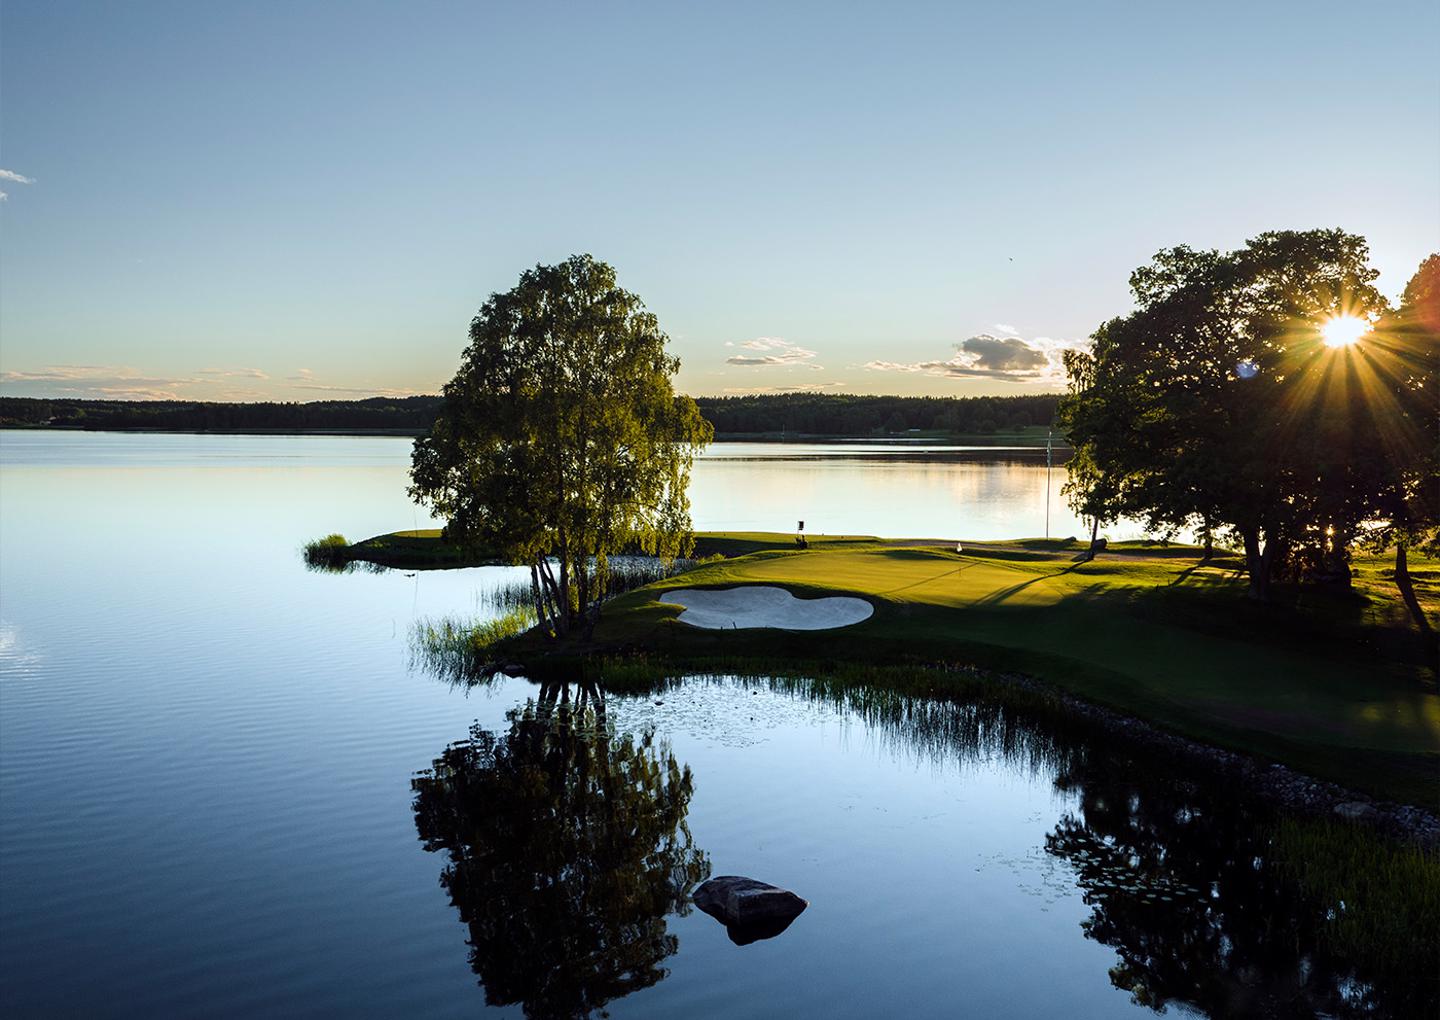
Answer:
top-left (0, 431), bottom-right (1427, 1017)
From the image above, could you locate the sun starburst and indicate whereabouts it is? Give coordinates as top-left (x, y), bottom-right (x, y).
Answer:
top-left (1321, 315), bottom-right (1369, 348)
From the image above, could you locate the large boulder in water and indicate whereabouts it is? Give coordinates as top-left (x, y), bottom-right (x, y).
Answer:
top-left (693, 876), bottom-right (808, 945)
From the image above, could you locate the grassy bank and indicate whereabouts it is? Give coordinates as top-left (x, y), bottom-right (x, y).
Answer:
top-left (305, 528), bottom-right (502, 570)
top-left (519, 534), bottom-right (1437, 805)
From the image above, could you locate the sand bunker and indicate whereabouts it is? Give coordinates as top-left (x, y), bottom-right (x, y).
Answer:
top-left (661, 586), bottom-right (874, 631)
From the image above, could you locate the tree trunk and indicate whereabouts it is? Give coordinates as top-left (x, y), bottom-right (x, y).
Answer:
top-left (1395, 544), bottom-right (1434, 636)
top-left (530, 562), bottom-right (552, 637)
top-left (558, 547), bottom-right (572, 629)
top-left (1201, 517), bottom-right (1214, 561)
top-left (538, 557), bottom-right (568, 635)
top-left (1243, 528), bottom-right (1269, 601)
top-left (1087, 516), bottom-right (1101, 560)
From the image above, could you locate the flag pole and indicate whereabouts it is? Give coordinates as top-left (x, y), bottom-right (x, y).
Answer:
top-left (1045, 429), bottom-right (1052, 540)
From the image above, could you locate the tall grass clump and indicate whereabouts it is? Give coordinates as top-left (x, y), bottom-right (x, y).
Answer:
top-left (474, 555), bottom-right (703, 616)
top-left (411, 607), bottom-right (536, 686)
top-left (303, 533), bottom-right (351, 570)
top-left (1270, 815), bottom-right (1440, 1004)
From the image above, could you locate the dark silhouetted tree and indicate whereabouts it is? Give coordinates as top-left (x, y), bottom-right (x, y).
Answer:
top-left (1060, 230), bottom-right (1390, 599)
top-left (1359, 254), bottom-right (1440, 640)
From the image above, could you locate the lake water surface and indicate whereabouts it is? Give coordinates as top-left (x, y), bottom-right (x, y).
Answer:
top-left (0, 432), bottom-right (1422, 1017)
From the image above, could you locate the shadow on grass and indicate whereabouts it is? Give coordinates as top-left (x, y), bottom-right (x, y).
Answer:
top-left (968, 561), bottom-right (1090, 607)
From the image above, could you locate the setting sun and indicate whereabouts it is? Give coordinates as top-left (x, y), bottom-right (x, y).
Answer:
top-left (1321, 314), bottom-right (1370, 347)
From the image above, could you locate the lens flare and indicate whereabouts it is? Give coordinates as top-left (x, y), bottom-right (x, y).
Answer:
top-left (1321, 315), bottom-right (1368, 348)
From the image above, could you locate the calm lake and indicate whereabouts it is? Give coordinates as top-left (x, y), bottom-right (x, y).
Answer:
top-left (0, 431), bottom-right (1424, 1017)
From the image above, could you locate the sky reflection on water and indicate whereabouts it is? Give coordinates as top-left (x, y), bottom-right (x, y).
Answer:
top-left (0, 432), bottom-right (1417, 1017)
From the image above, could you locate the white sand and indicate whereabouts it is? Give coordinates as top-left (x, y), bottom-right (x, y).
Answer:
top-left (661, 586), bottom-right (874, 630)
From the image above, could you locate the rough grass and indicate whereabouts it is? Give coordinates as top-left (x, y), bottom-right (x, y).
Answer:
top-left (302, 533), bottom-right (350, 569)
top-left (1269, 815), bottom-right (1440, 994)
top-left (410, 608), bottom-right (536, 684)
top-left (541, 534), bottom-right (1439, 805)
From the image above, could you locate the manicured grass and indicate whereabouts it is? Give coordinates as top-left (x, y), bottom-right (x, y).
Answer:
top-left (572, 534), bottom-right (1438, 805)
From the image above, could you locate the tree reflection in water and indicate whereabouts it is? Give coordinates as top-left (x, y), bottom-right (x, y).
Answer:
top-left (763, 674), bottom-right (1436, 1018)
top-left (1045, 754), bottom-right (1433, 1019)
top-left (412, 679), bottom-right (710, 1020)
top-left (407, 666), bottom-right (1435, 1018)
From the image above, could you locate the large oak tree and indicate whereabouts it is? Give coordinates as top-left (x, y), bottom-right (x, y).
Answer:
top-left (1059, 230), bottom-right (1403, 600)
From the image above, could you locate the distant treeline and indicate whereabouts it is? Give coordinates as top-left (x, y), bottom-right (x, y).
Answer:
top-left (0, 396), bottom-right (443, 432)
top-left (0, 392), bottom-right (1061, 437)
top-left (694, 393), bottom-right (1060, 436)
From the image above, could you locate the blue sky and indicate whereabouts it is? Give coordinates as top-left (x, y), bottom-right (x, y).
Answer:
top-left (2, 1), bottom-right (1436, 400)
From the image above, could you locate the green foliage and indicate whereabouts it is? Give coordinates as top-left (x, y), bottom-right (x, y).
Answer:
top-left (301, 533), bottom-right (350, 568)
top-left (1359, 255), bottom-right (1440, 556)
top-left (409, 255), bottom-right (712, 631)
top-left (1059, 230), bottom-right (1427, 599)
top-left (410, 608), bottom-right (536, 685)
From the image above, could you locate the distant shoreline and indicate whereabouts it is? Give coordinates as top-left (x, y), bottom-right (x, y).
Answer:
top-left (0, 424), bottom-right (1071, 447)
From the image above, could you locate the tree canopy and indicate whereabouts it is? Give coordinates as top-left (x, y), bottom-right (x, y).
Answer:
top-left (1059, 230), bottom-right (1435, 601)
top-left (1358, 255), bottom-right (1440, 633)
top-left (409, 255), bottom-right (712, 633)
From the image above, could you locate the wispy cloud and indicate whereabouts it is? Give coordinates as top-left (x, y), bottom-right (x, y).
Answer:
top-left (722, 381), bottom-right (848, 395)
top-left (864, 332), bottom-right (1083, 383)
top-left (725, 336), bottom-right (822, 370)
top-left (0, 168), bottom-right (35, 202)
top-left (993, 323), bottom-right (1019, 336)
top-left (0, 365), bottom-right (204, 400)
top-left (199, 367), bottom-right (270, 379)
top-left (291, 382), bottom-right (420, 397)
top-left (0, 363), bottom-right (425, 401)
top-left (0, 364), bottom-right (279, 401)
